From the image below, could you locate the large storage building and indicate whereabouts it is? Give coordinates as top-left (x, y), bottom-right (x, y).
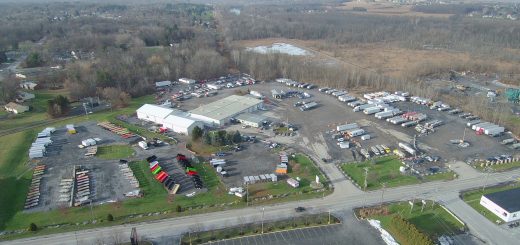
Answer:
top-left (136, 104), bottom-right (202, 135)
top-left (480, 188), bottom-right (520, 222)
top-left (189, 95), bottom-right (263, 126)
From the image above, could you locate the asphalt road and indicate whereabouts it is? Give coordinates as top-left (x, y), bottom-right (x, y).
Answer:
top-left (5, 166), bottom-right (520, 245)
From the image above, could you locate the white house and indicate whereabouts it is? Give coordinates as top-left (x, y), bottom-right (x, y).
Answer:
top-left (179, 78), bottom-right (196, 84)
top-left (4, 102), bottom-right (29, 114)
top-left (162, 114), bottom-right (203, 135)
top-left (480, 188), bottom-right (520, 223)
top-left (20, 81), bottom-right (38, 90)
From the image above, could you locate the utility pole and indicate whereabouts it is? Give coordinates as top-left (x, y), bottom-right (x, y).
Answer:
top-left (328, 210), bottom-right (331, 224)
top-left (261, 207), bottom-right (265, 234)
top-left (380, 182), bottom-right (387, 208)
top-left (246, 183), bottom-right (249, 207)
top-left (482, 167), bottom-right (492, 192)
top-left (363, 167), bottom-right (369, 208)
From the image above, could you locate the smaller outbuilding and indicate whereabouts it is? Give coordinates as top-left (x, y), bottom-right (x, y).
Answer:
top-left (17, 91), bottom-right (35, 102)
top-left (235, 113), bottom-right (267, 128)
top-left (155, 80), bottom-right (172, 88)
top-left (287, 178), bottom-right (299, 188)
top-left (4, 102), bottom-right (29, 114)
top-left (178, 78), bottom-right (196, 84)
top-left (162, 114), bottom-right (204, 135)
top-left (480, 188), bottom-right (520, 222)
top-left (20, 81), bottom-right (39, 90)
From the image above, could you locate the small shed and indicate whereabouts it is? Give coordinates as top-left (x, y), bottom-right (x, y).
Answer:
top-left (287, 178), bottom-right (299, 188)
top-left (235, 113), bottom-right (267, 128)
top-left (155, 80), bottom-right (172, 88)
top-left (4, 102), bottom-right (29, 114)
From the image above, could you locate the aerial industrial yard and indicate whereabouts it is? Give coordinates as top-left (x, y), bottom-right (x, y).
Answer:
top-left (1, 1), bottom-right (520, 245)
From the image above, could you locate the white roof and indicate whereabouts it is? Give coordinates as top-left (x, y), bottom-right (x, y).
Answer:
top-left (155, 80), bottom-right (172, 87)
top-left (136, 104), bottom-right (175, 119)
top-left (189, 95), bottom-right (262, 121)
top-left (163, 114), bottom-right (199, 128)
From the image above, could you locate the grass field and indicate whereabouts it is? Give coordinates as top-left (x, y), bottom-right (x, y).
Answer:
top-left (340, 156), bottom-right (455, 191)
top-left (248, 154), bottom-right (329, 200)
top-left (360, 202), bottom-right (465, 243)
top-left (96, 144), bottom-right (135, 160)
top-left (461, 183), bottom-right (520, 224)
top-left (341, 156), bottom-right (419, 190)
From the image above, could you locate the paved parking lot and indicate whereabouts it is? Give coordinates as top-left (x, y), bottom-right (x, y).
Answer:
top-left (205, 221), bottom-right (384, 245)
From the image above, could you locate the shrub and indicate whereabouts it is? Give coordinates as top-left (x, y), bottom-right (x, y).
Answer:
top-left (107, 214), bottom-right (114, 221)
top-left (28, 223), bottom-right (38, 231)
top-left (177, 205), bottom-right (182, 212)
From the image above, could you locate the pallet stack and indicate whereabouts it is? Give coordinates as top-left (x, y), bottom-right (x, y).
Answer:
top-left (24, 165), bottom-right (46, 209)
top-left (97, 121), bottom-right (135, 138)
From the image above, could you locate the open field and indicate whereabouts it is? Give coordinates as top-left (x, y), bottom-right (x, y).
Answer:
top-left (96, 144), bottom-right (136, 160)
top-left (341, 156), bottom-right (420, 190)
top-left (461, 182), bottom-right (520, 224)
top-left (358, 202), bottom-right (465, 243)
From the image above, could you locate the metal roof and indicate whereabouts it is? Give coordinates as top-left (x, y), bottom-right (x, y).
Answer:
top-left (483, 188), bottom-right (520, 213)
top-left (163, 114), bottom-right (200, 128)
top-left (235, 113), bottom-right (266, 124)
top-left (189, 95), bottom-right (262, 121)
top-left (136, 104), bottom-right (176, 119)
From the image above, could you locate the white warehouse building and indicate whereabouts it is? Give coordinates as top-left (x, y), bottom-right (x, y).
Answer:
top-left (189, 95), bottom-right (263, 126)
top-left (480, 188), bottom-right (520, 223)
top-left (136, 104), bottom-right (203, 135)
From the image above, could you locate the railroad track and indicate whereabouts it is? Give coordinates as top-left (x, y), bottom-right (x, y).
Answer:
top-left (0, 115), bottom-right (82, 137)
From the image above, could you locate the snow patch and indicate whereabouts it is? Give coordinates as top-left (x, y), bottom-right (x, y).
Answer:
top-left (246, 43), bottom-right (311, 56)
top-left (367, 219), bottom-right (399, 245)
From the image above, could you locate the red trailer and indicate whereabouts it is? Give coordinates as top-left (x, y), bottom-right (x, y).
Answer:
top-left (187, 171), bottom-right (198, 176)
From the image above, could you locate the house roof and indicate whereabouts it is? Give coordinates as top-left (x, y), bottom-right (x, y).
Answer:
top-left (189, 95), bottom-right (262, 121)
top-left (4, 102), bottom-right (29, 111)
top-left (136, 104), bottom-right (175, 119)
top-left (163, 114), bottom-right (200, 129)
top-left (483, 188), bottom-right (520, 213)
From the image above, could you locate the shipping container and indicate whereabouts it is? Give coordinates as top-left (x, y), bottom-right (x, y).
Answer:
top-left (336, 123), bottom-right (358, 132)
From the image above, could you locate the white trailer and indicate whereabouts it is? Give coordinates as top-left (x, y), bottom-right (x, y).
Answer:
top-left (485, 127), bottom-right (505, 136)
top-left (364, 107), bottom-right (381, 115)
top-left (375, 111), bottom-right (394, 120)
top-left (138, 141), bottom-right (148, 150)
top-left (354, 104), bottom-right (375, 112)
top-left (399, 142), bottom-right (416, 156)
top-left (336, 123), bottom-right (358, 132)
top-left (466, 120), bottom-right (481, 127)
top-left (348, 129), bottom-right (365, 137)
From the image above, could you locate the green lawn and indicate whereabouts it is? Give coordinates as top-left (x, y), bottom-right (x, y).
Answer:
top-left (96, 144), bottom-right (135, 160)
top-left (423, 171), bottom-right (457, 182)
top-left (341, 156), bottom-right (420, 190)
top-left (248, 154), bottom-right (329, 200)
top-left (461, 183), bottom-right (520, 224)
top-left (360, 202), bottom-right (465, 243)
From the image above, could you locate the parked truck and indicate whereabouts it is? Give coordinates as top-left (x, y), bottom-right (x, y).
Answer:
top-left (354, 103), bottom-right (375, 112)
top-left (138, 141), bottom-right (149, 150)
top-left (485, 127), bottom-right (505, 136)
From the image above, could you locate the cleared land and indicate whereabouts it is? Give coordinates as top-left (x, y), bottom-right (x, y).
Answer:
top-left (358, 202), bottom-right (465, 243)
top-left (340, 156), bottom-right (454, 191)
top-left (248, 154), bottom-right (329, 201)
top-left (96, 144), bottom-right (135, 160)
top-left (461, 182), bottom-right (520, 224)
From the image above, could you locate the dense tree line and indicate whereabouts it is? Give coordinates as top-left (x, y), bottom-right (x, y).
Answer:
top-left (47, 95), bottom-right (70, 118)
top-left (220, 5), bottom-right (520, 58)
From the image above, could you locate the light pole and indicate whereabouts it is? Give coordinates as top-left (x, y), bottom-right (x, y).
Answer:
top-left (380, 182), bottom-right (387, 208)
top-left (261, 207), bottom-right (265, 234)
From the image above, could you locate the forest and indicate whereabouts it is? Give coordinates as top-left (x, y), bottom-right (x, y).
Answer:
top-left (0, 2), bottom-right (226, 101)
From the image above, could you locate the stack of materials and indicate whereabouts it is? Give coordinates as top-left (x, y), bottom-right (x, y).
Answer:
top-left (58, 179), bottom-right (73, 204)
top-left (85, 146), bottom-right (98, 156)
top-left (119, 162), bottom-right (139, 188)
top-left (29, 128), bottom-right (55, 159)
top-left (24, 165), bottom-right (46, 209)
top-left (74, 169), bottom-right (92, 207)
top-left (276, 152), bottom-right (289, 174)
top-left (97, 121), bottom-right (134, 138)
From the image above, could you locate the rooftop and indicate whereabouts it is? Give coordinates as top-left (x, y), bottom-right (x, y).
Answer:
top-left (235, 113), bottom-right (267, 124)
top-left (483, 188), bottom-right (520, 213)
top-left (189, 95), bottom-right (262, 121)
top-left (136, 104), bottom-right (176, 119)
top-left (163, 114), bottom-right (200, 128)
